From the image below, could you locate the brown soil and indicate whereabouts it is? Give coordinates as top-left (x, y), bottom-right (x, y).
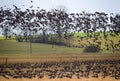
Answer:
top-left (0, 76), bottom-right (119, 81)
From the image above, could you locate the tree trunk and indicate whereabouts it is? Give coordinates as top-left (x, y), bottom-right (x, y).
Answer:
top-left (103, 27), bottom-right (106, 38)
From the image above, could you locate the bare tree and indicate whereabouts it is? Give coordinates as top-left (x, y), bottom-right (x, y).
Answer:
top-left (0, 7), bottom-right (13, 39)
top-left (35, 9), bottom-right (49, 43)
top-left (48, 6), bottom-right (69, 45)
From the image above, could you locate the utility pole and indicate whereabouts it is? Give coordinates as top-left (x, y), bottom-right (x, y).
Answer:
top-left (30, 30), bottom-right (32, 54)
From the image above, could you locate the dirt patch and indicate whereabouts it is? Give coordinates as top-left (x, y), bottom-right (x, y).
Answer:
top-left (0, 76), bottom-right (119, 81)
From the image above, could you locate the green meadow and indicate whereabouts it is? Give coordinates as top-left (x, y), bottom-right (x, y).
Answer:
top-left (0, 32), bottom-right (120, 58)
top-left (0, 39), bottom-right (83, 57)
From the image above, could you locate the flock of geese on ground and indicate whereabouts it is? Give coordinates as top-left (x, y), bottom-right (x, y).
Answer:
top-left (0, 59), bottom-right (120, 79)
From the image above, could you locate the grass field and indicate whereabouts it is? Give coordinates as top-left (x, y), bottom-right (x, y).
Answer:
top-left (0, 37), bottom-right (120, 64)
top-left (0, 39), bottom-right (83, 56)
top-left (0, 36), bottom-right (5, 39)
top-left (0, 36), bottom-right (120, 81)
top-left (0, 34), bottom-right (120, 57)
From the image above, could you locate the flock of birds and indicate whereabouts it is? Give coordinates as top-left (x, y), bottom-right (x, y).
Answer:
top-left (0, 0), bottom-right (120, 80)
top-left (0, 60), bottom-right (120, 79)
top-left (73, 34), bottom-right (120, 52)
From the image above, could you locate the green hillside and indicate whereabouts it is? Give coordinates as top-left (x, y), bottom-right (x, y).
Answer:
top-left (0, 33), bottom-right (120, 57)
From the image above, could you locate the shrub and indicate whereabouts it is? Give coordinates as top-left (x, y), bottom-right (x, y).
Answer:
top-left (83, 44), bottom-right (100, 53)
top-left (16, 36), bottom-right (23, 42)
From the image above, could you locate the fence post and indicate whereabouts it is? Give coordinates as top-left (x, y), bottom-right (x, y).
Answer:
top-left (75, 56), bottom-right (77, 61)
top-left (60, 57), bottom-right (62, 62)
top-left (5, 57), bottom-right (7, 64)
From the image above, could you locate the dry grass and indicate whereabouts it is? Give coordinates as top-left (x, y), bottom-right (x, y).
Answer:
top-left (0, 76), bottom-right (119, 81)
top-left (0, 53), bottom-right (120, 64)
